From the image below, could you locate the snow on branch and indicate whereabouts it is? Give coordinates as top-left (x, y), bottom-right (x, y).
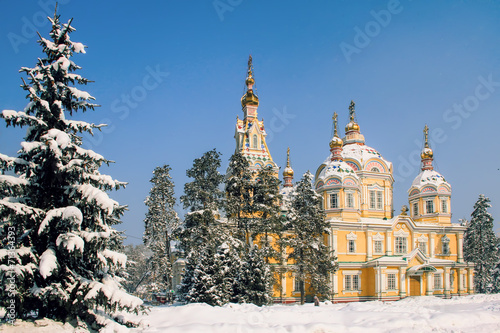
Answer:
top-left (102, 249), bottom-right (127, 268)
top-left (1, 109), bottom-right (48, 128)
top-left (0, 174), bottom-right (28, 187)
top-left (38, 208), bottom-right (65, 234)
top-left (56, 232), bottom-right (84, 253)
top-left (39, 248), bottom-right (58, 279)
top-left (0, 198), bottom-right (42, 216)
top-left (72, 184), bottom-right (118, 215)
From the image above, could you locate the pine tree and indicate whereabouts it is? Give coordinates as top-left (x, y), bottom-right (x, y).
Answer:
top-left (143, 165), bottom-right (180, 293)
top-left (235, 245), bottom-right (273, 305)
top-left (491, 243), bottom-right (500, 293)
top-left (284, 171), bottom-right (337, 304)
top-left (0, 10), bottom-right (143, 329)
top-left (250, 165), bottom-right (284, 263)
top-left (225, 152), bottom-right (254, 243)
top-left (463, 194), bottom-right (499, 293)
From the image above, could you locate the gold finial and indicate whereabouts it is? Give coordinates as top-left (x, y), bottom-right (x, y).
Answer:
top-left (349, 100), bottom-right (356, 122)
top-left (283, 147), bottom-right (294, 179)
top-left (286, 147), bottom-right (291, 168)
top-left (247, 55), bottom-right (253, 77)
top-left (424, 124), bottom-right (429, 148)
top-left (333, 112), bottom-right (338, 137)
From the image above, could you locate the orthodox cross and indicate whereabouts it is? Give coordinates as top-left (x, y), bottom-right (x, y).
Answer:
top-left (349, 100), bottom-right (356, 122)
top-left (333, 112), bottom-right (338, 137)
top-left (424, 124), bottom-right (429, 148)
top-left (286, 147), bottom-right (291, 168)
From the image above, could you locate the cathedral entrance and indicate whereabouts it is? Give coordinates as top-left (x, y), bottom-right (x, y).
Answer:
top-left (409, 276), bottom-right (421, 296)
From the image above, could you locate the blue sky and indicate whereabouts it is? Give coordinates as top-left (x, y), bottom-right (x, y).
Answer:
top-left (1, 0), bottom-right (500, 244)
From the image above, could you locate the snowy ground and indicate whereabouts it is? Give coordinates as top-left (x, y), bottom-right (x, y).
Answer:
top-left (2, 294), bottom-right (500, 332)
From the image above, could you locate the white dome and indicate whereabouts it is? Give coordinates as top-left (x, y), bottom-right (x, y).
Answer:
top-left (317, 159), bottom-right (359, 182)
top-left (341, 144), bottom-right (392, 171)
top-left (411, 169), bottom-right (450, 189)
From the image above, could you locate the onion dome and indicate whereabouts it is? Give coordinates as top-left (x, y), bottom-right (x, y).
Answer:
top-left (241, 55), bottom-right (259, 108)
top-left (420, 125), bottom-right (434, 170)
top-left (330, 112), bottom-right (344, 160)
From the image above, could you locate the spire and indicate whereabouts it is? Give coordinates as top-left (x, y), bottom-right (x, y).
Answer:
top-left (241, 55), bottom-right (259, 110)
top-left (421, 124), bottom-right (434, 170)
top-left (283, 147), bottom-right (294, 187)
top-left (330, 112), bottom-right (343, 161)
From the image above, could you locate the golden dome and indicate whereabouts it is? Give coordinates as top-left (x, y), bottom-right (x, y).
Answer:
top-left (329, 136), bottom-right (343, 148)
top-left (421, 147), bottom-right (433, 159)
top-left (241, 90), bottom-right (259, 108)
top-left (345, 121), bottom-right (360, 132)
top-left (283, 166), bottom-right (294, 177)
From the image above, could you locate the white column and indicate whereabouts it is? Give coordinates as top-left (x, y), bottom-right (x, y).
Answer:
top-left (385, 230), bottom-right (392, 255)
top-left (333, 272), bottom-right (338, 297)
top-left (444, 268), bottom-right (451, 298)
top-left (468, 269), bottom-right (474, 294)
top-left (430, 232), bottom-right (435, 257)
top-left (426, 272), bottom-right (433, 296)
top-left (375, 266), bottom-right (382, 299)
top-left (458, 268), bottom-right (464, 294)
top-left (399, 266), bottom-right (406, 297)
top-left (332, 231), bottom-right (338, 254)
top-left (457, 233), bottom-right (464, 263)
top-left (367, 231), bottom-right (373, 260)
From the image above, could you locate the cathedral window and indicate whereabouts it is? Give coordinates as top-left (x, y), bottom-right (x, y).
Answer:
top-left (434, 273), bottom-right (442, 290)
top-left (294, 277), bottom-right (303, 292)
top-left (348, 240), bottom-right (356, 253)
top-left (395, 237), bottom-right (407, 254)
top-left (370, 190), bottom-right (383, 210)
top-left (371, 167), bottom-right (380, 172)
top-left (413, 202), bottom-right (418, 216)
top-left (387, 273), bottom-right (397, 290)
top-left (441, 236), bottom-right (450, 255)
top-left (374, 240), bottom-right (383, 254)
top-left (252, 134), bottom-right (258, 148)
top-left (376, 191), bottom-right (383, 210)
top-left (441, 199), bottom-right (447, 213)
top-left (418, 241), bottom-right (427, 254)
top-left (330, 193), bottom-right (338, 209)
top-left (345, 274), bottom-right (360, 291)
top-left (346, 192), bottom-right (354, 208)
top-left (425, 200), bottom-right (434, 214)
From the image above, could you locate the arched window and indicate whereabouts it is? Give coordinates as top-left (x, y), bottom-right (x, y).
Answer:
top-left (253, 134), bottom-right (258, 148)
top-left (371, 167), bottom-right (380, 172)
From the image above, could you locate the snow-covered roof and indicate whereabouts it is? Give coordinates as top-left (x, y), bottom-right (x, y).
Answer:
top-left (341, 143), bottom-right (392, 171)
top-left (411, 169), bottom-right (450, 189)
top-left (316, 160), bottom-right (359, 183)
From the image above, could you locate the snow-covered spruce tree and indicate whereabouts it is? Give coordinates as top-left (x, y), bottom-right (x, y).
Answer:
top-left (284, 171), bottom-right (337, 304)
top-left (225, 152), bottom-right (254, 243)
top-left (249, 165), bottom-right (284, 263)
top-left (0, 11), bottom-right (143, 329)
top-left (143, 165), bottom-right (180, 293)
top-left (463, 194), bottom-right (499, 293)
top-left (491, 242), bottom-right (500, 293)
top-left (179, 240), bottom-right (242, 306)
top-left (235, 245), bottom-right (273, 305)
top-left (177, 149), bottom-right (225, 254)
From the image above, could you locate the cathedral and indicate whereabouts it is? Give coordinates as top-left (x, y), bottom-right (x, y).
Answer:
top-left (235, 56), bottom-right (475, 303)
